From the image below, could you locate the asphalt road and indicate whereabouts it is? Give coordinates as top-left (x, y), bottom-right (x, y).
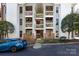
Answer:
top-left (0, 43), bottom-right (79, 56)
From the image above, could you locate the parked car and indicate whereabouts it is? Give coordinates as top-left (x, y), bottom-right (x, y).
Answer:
top-left (60, 36), bottom-right (66, 40)
top-left (0, 38), bottom-right (27, 52)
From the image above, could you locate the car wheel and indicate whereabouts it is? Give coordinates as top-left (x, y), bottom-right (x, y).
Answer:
top-left (11, 46), bottom-right (17, 53)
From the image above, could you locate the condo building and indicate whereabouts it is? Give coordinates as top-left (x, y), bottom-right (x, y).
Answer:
top-left (5, 3), bottom-right (79, 39)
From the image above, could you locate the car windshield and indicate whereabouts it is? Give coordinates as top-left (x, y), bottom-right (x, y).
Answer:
top-left (0, 40), bottom-right (9, 44)
top-left (5, 38), bottom-right (20, 41)
top-left (0, 38), bottom-right (22, 43)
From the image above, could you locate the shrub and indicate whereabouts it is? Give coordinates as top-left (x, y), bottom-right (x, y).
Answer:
top-left (59, 36), bottom-right (66, 42)
top-left (41, 39), bottom-right (60, 43)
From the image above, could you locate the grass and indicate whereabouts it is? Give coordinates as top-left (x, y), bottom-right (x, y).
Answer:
top-left (40, 39), bottom-right (62, 43)
top-left (40, 39), bottom-right (79, 43)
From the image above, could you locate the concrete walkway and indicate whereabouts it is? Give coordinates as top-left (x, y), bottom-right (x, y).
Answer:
top-left (33, 38), bottom-right (42, 49)
top-left (33, 43), bottom-right (42, 49)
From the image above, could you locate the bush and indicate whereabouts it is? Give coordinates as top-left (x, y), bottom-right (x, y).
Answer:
top-left (41, 39), bottom-right (60, 43)
top-left (59, 36), bottom-right (67, 43)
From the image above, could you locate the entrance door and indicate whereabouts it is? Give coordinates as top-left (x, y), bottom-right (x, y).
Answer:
top-left (36, 30), bottom-right (43, 39)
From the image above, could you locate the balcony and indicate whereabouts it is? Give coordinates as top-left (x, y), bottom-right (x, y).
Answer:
top-left (46, 23), bottom-right (53, 27)
top-left (25, 11), bottom-right (32, 15)
top-left (36, 24), bottom-right (44, 28)
top-left (26, 23), bottom-right (32, 27)
top-left (35, 13), bottom-right (43, 18)
top-left (45, 11), bottom-right (53, 15)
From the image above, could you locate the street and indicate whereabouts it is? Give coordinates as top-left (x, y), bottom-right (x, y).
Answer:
top-left (0, 43), bottom-right (79, 56)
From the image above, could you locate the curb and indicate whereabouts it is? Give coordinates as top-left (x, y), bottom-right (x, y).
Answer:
top-left (42, 42), bottom-right (79, 45)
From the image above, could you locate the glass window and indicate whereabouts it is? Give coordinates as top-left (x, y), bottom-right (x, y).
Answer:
top-left (26, 29), bottom-right (32, 35)
top-left (25, 17), bottom-right (32, 22)
top-left (46, 6), bottom-right (53, 11)
top-left (19, 7), bottom-right (22, 13)
top-left (56, 7), bottom-right (59, 13)
top-left (20, 31), bottom-right (22, 37)
top-left (0, 40), bottom-right (7, 44)
top-left (56, 19), bottom-right (59, 25)
top-left (25, 6), bottom-right (32, 11)
top-left (46, 17), bottom-right (53, 22)
top-left (20, 19), bottom-right (22, 25)
top-left (46, 29), bottom-right (53, 36)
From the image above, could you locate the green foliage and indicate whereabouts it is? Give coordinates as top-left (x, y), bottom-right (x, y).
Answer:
top-left (61, 13), bottom-right (79, 39)
top-left (0, 21), bottom-right (15, 38)
top-left (42, 39), bottom-right (60, 43)
top-left (61, 13), bottom-right (79, 33)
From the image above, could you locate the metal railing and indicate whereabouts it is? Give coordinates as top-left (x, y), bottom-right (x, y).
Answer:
top-left (35, 13), bottom-right (43, 18)
top-left (46, 23), bottom-right (53, 27)
top-left (25, 11), bottom-right (33, 15)
top-left (26, 23), bottom-right (32, 27)
top-left (45, 11), bottom-right (53, 15)
top-left (36, 24), bottom-right (44, 28)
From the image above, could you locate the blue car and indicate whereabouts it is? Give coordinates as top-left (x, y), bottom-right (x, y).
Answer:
top-left (0, 38), bottom-right (27, 52)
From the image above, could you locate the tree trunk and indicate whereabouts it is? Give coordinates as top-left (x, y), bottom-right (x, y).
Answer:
top-left (6, 32), bottom-right (8, 38)
top-left (78, 30), bottom-right (79, 37)
top-left (72, 31), bottom-right (74, 39)
top-left (68, 32), bottom-right (70, 39)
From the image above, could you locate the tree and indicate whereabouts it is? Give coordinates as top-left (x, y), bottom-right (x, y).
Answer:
top-left (61, 13), bottom-right (79, 39)
top-left (74, 14), bottom-right (79, 37)
top-left (0, 21), bottom-right (15, 38)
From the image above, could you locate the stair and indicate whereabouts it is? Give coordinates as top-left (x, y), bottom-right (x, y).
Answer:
top-left (36, 38), bottom-right (42, 43)
top-left (33, 38), bottom-right (42, 49)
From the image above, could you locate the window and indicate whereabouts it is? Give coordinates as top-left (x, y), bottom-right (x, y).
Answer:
top-left (46, 6), bottom-right (53, 11)
top-left (26, 29), bottom-right (32, 35)
top-left (56, 31), bottom-right (59, 37)
top-left (19, 7), bottom-right (22, 13)
top-left (20, 19), bottom-right (22, 25)
top-left (56, 19), bottom-right (59, 25)
top-left (36, 19), bottom-right (43, 24)
top-left (56, 7), bottom-right (59, 13)
top-left (20, 31), bottom-right (22, 37)
top-left (46, 29), bottom-right (53, 36)
top-left (46, 17), bottom-right (53, 22)
top-left (0, 39), bottom-right (14, 44)
top-left (25, 17), bottom-right (32, 22)
top-left (25, 6), bottom-right (32, 11)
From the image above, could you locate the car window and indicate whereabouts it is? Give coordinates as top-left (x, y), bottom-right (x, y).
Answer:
top-left (0, 40), bottom-right (7, 44)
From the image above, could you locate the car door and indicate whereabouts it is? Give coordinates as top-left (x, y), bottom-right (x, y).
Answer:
top-left (0, 40), bottom-right (9, 51)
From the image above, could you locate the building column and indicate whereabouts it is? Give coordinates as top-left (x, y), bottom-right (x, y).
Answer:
top-left (32, 4), bottom-right (36, 39)
top-left (43, 4), bottom-right (46, 39)
top-left (22, 4), bottom-right (26, 37)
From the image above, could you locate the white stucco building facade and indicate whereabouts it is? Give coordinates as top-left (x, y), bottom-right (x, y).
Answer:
top-left (5, 3), bottom-right (79, 39)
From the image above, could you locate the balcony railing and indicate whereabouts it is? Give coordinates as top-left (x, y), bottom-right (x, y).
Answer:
top-left (35, 13), bottom-right (43, 18)
top-left (45, 11), bottom-right (53, 15)
top-left (46, 23), bottom-right (53, 27)
top-left (26, 23), bottom-right (32, 27)
top-left (36, 24), bottom-right (44, 28)
top-left (25, 11), bottom-right (33, 15)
